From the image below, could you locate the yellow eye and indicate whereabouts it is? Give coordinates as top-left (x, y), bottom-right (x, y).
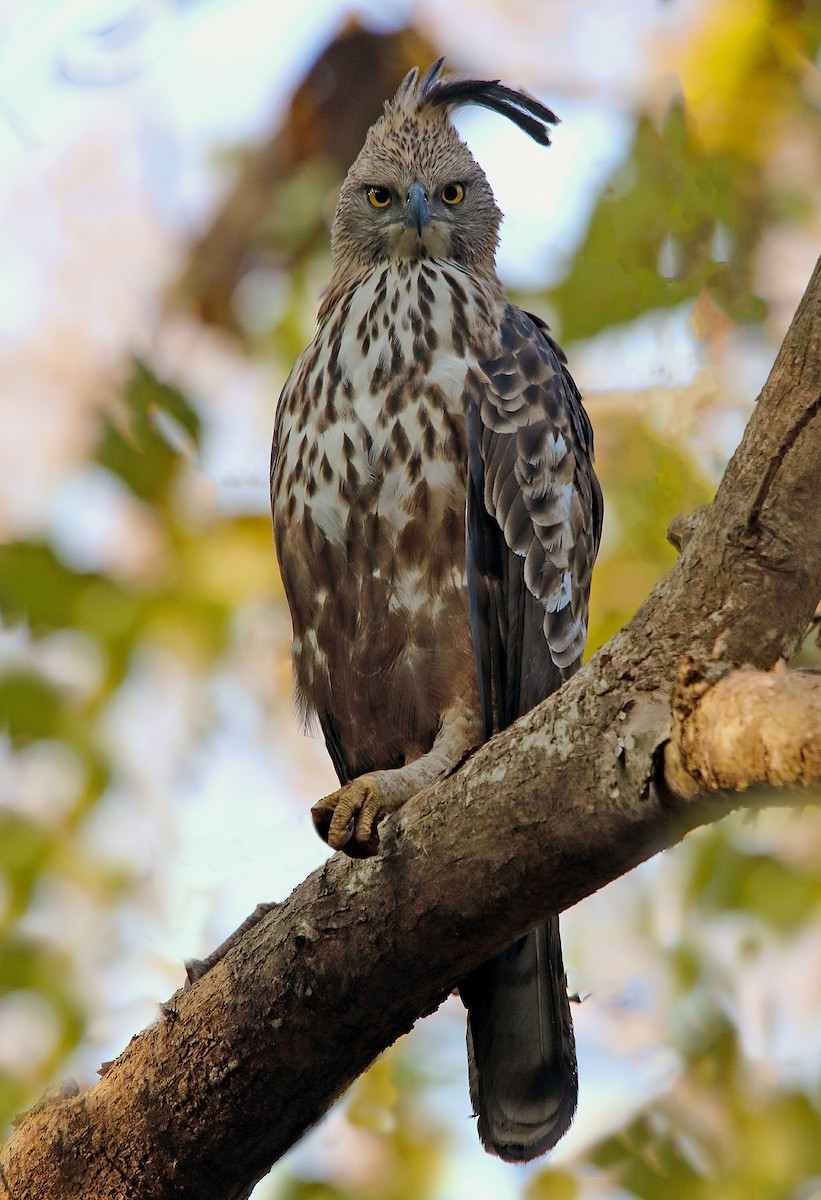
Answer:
top-left (367, 186), bottom-right (392, 209)
top-left (441, 182), bottom-right (464, 205)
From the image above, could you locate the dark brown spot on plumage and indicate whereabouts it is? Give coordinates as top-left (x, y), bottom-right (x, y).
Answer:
top-left (360, 425), bottom-right (375, 459)
top-left (385, 383), bottom-right (405, 417)
top-left (412, 478), bottom-right (429, 518)
top-left (327, 338), bottom-right (342, 388)
top-left (375, 269), bottom-right (388, 304)
top-left (370, 361), bottom-right (386, 394)
top-left (391, 420), bottom-right (411, 462)
top-left (443, 270), bottom-right (468, 305)
top-left (442, 409), bottom-right (466, 463)
top-left (413, 337), bottom-right (431, 372)
top-left (419, 410), bottom-right (436, 458)
top-left (389, 328), bottom-right (403, 374)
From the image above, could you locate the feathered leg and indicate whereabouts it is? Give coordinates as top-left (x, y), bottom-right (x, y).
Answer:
top-left (311, 694), bottom-right (482, 857)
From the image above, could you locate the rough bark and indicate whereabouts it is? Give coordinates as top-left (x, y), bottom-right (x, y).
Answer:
top-left (3, 255), bottom-right (820, 1200)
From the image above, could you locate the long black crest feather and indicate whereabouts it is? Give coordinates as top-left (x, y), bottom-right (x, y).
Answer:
top-left (412, 57), bottom-right (559, 146)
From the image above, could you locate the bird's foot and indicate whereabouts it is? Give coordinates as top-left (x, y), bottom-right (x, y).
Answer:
top-left (311, 776), bottom-right (385, 858)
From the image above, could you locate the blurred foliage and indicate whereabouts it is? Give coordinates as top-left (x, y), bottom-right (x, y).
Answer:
top-left (549, 104), bottom-right (769, 342)
top-left (685, 825), bottom-right (821, 935)
top-left (2, 2), bottom-right (821, 1198)
top-left (589, 1018), bottom-right (821, 1200)
top-left (0, 359), bottom-right (279, 1132)
top-left (278, 1050), bottom-right (449, 1200)
top-left (179, 20), bottom-right (437, 335)
top-left (586, 420), bottom-right (712, 654)
top-left (548, 0), bottom-right (820, 343)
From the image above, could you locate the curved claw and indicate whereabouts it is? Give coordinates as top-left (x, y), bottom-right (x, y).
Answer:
top-left (311, 778), bottom-right (384, 858)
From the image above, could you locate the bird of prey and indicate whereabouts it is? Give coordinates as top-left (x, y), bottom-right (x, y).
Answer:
top-left (271, 59), bottom-right (602, 1162)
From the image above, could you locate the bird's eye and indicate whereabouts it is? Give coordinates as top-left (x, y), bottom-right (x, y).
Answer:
top-left (367, 186), bottom-right (392, 209)
top-left (441, 182), bottom-right (465, 205)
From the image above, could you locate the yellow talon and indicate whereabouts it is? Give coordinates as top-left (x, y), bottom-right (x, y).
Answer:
top-left (311, 778), bottom-right (384, 858)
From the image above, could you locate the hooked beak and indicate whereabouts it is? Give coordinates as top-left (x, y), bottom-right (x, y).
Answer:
top-left (405, 182), bottom-right (431, 236)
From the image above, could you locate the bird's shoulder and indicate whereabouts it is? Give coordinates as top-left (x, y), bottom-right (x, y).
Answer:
top-left (468, 304), bottom-right (593, 453)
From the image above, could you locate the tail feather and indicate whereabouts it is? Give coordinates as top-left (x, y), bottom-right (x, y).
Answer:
top-left (461, 917), bottom-right (577, 1162)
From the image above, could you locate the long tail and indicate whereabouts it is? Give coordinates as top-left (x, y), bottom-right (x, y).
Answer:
top-left (460, 917), bottom-right (577, 1162)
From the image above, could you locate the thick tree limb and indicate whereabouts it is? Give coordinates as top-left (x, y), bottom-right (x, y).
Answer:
top-left (3, 255), bottom-right (820, 1200)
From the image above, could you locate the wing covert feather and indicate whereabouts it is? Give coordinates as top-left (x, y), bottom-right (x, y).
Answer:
top-left (465, 305), bottom-right (602, 731)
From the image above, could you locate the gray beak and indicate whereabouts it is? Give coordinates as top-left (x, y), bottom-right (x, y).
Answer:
top-left (405, 182), bottom-right (431, 235)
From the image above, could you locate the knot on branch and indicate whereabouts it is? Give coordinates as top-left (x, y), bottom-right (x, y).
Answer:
top-left (664, 656), bottom-right (821, 803)
top-left (666, 506), bottom-right (709, 554)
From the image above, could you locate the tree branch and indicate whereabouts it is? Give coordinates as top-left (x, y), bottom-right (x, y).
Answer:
top-left (3, 254), bottom-right (820, 1200)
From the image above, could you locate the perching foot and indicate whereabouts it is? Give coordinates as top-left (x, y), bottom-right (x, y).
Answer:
top-left (311, 777), bottom-right (385, 858)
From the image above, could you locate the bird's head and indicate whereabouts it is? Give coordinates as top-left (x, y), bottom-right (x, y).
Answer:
top-left (330, 59), bottom-right (559, 280)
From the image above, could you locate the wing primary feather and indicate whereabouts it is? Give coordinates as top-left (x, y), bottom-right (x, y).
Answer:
top-left (466, 399), bottom-right (498, 740)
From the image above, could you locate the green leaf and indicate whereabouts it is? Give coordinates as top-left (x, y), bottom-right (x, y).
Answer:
top-left (550, 104), bottom-right (768, 340)
top-left (95, 360), bottom-right (200, 506)
top-left (687, 831), bottom-right (821, 933)
top-left (587, 417), bottom-right (712, 652)
top-left (0, 542), bottom-right (90, 632)
top-left (0, 671), bottom-right (64, 746)
top-left (0, 813), bottom-right (53, 920)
